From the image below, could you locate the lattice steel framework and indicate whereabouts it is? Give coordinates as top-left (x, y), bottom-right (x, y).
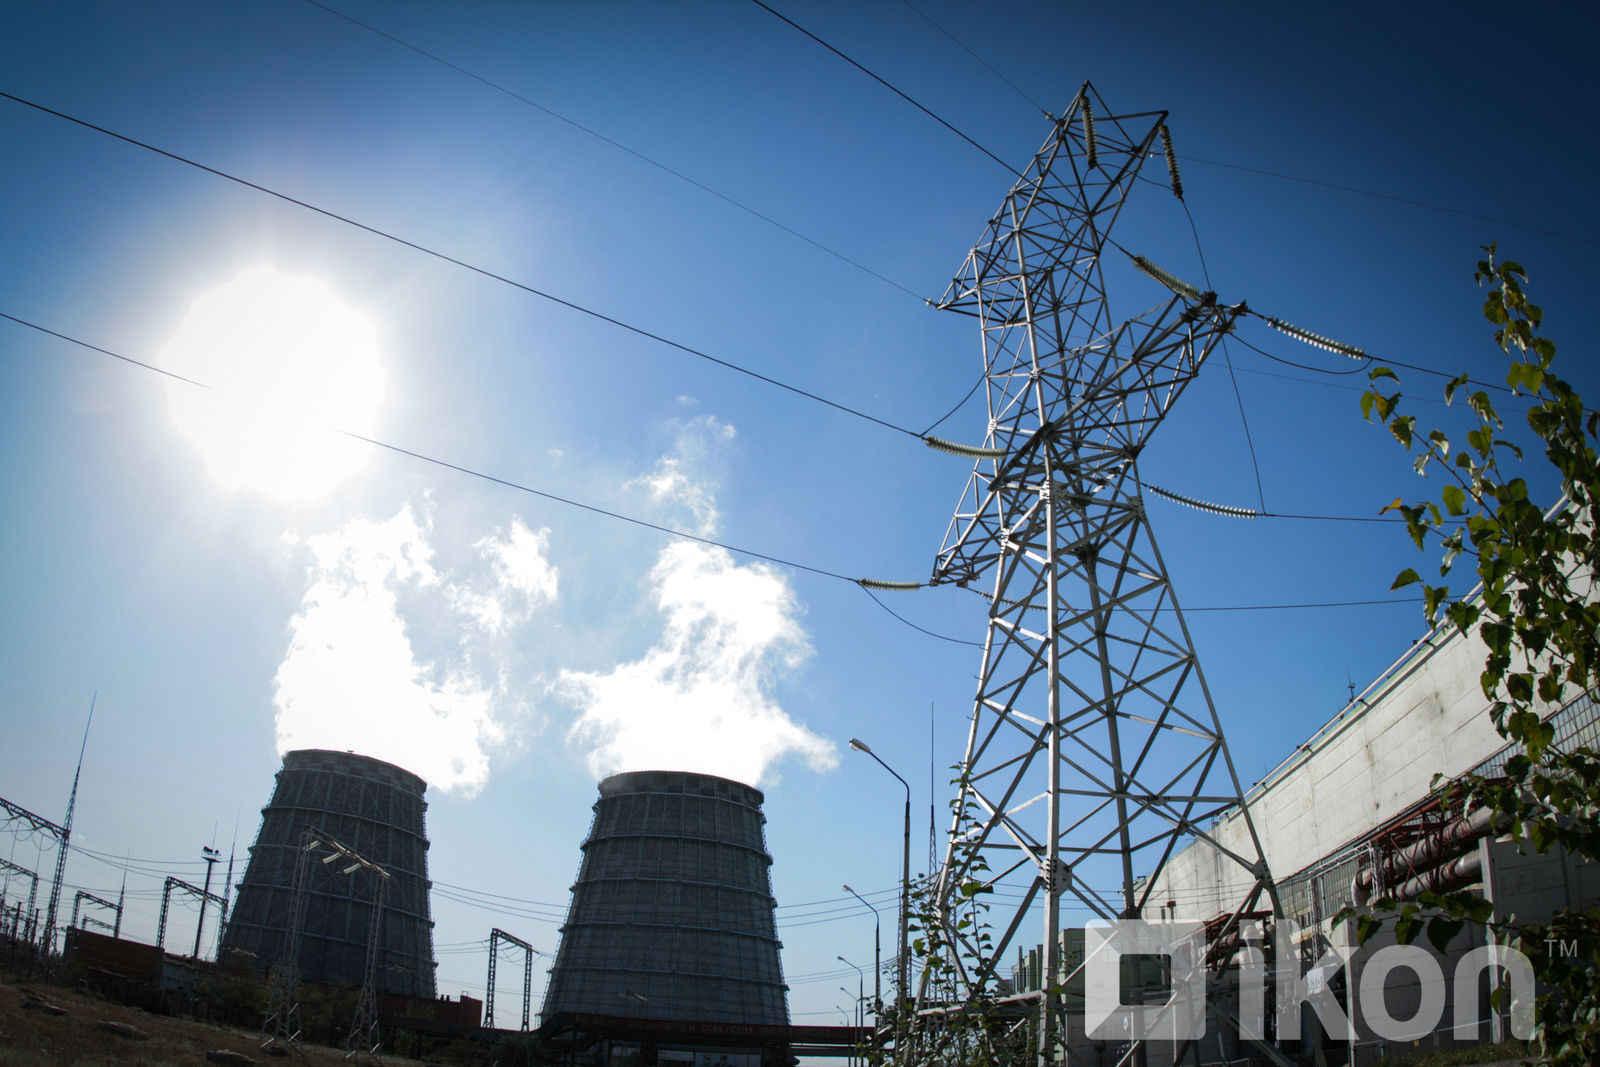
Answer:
top-left (258, 824), bottom-right (391, 1058)
top-left (0, 857), bottom-right (39, 934)
top-left (346, 864), bottom-right (389, 1061)
top-left (261, 830), bottom-right (316, 1054)
top-left (920, 83), bottom-right (1279, 1064)
top-left (0, 796), bottom-right (68, 957)
top-left (71, 890), bottom-right (122, 938)
top-left (486, 927), bottom-right (535, 1031)
top-left (156, 876), bottom-right (228, 955)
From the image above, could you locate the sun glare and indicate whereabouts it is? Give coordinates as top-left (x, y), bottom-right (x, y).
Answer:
top-left (162, 267), bottom-right (384, 500)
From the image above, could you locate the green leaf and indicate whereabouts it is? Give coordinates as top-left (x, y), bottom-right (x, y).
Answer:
top-left (1441, 484), bottom-right (1466, 516)
top-left (1425, 916), bottom-right (1464, 953)
top-left (1392, 568), bottom-right (1422, 591)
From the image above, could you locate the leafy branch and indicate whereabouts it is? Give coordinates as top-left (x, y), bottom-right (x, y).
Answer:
top-left (1352, 246), bottom-right (1600, 1064)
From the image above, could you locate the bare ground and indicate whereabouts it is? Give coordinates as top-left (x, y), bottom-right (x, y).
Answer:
top-left (0, 973), bottom-right (429, 1067)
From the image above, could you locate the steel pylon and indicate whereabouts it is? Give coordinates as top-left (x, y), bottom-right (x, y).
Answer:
top-left (918, 83), bottom-right (1279, 1064)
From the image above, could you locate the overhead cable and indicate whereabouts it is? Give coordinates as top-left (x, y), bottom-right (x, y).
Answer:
top-left (2, 311), bottom-right (991, 648)
top-left (1180, 154), bottom-right (1600, 250)
top-left (1172, 198), bottom-right (1267, 512)
top-left (0, 90), bottom-right (924, 442)
top-left (298, 0), bottom-right (927, 302)
top-left (0, 310), bottom-right (859, 584)
top-left (894, 0), bottom-right (1046, 114)
top-left (745, 0), bottom-right (1019, 176)
top-left (858, 586), bottom-right (982, 647)
top-left (765, 0), bottom-right (1593, 250)
top-left (1231, 335), bottom-right (1372, 376)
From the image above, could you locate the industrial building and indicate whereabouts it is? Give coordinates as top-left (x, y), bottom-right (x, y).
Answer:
top-left (220, 749), bottom-right (437, 998)
top-left (540, 770), bottom-right (792, 1065)
top-left (1009, 597), bottom-right (1600, 1064)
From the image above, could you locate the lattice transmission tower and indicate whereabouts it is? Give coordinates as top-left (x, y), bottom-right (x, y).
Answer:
top-left (917, 82), bottom-right (1281, 1063)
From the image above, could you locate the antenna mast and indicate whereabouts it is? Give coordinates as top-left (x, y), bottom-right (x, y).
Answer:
top-left (44, 692), bottom-right (95, 959)
top-left (919, 83), bottom-right (1280, 1065)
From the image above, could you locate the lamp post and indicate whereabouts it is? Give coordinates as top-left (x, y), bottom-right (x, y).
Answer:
top-left (840, 976), bottom-right (863, 1067)
top-left (842, 884), bottom-right (881, 1017)
top-left (849, 739), bottom-right (910, 1028)
top-left (194, 846), bottom-right (220, 960)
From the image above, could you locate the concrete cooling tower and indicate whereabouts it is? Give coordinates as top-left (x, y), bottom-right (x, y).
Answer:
top-left (542, 770), bottom-right (789, 1025)
top-left (220, 749), bottom-right (436, 997)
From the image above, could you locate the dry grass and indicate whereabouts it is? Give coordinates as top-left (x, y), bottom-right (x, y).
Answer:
top-left (0, 973), bottom-right (429, 1067)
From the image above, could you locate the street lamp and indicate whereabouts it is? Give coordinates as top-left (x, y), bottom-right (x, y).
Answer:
top-left (842, 884), bottom-right (881, 1016)
top-left (194, 845), bottom-right (221, 960)
top-left (838, 952), bottom-right (867, 1065)
top-left (840, 982), bottom-right (862, 1067)
top-left (849, 738), bottom-right (910, 1025)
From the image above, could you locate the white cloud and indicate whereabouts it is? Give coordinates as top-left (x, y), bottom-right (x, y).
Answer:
top-left (562, 420), bottom-right (835, 787)
top-left (625, 415), bottom-right (737, 537)
top-left (274, 505), bottom-right (557, 794)
top-left (451, 518), bottom-right (559, 635)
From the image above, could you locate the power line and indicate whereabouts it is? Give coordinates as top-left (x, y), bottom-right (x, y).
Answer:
top-left (0, 89), bottom-right (924, 442)
top-left (1231, 334), bottom-right (1371, 377)
top-left (1176, 197), bottom-right (1267, 512)
top-left (1180, 598), bottom-right (1421, 613)
top-left (0, 306), bottom-right (1487, 636)
top-left (1181, 154), bottom-right (1599, 250)
top-left (298, 0), bottom-right (927, 303)
top-left (874, 7), bottom-right (1595, 250)
top-left (727, 12), bottom-right (1582, 495)
top-left (972, 587), bottom-right (1428, 615)
top-left (2, 309), bottom-right (1001, 647)
top-left (895, 0), bottom-right (1045, 115)
top-left (859, 586), bottom-right (982, 647)
top-left (746, 0), bottom-right (1018, 176)
top-left (0, 309), bottom-right (865, 579)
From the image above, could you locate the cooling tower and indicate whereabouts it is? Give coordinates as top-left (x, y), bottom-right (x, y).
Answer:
top-left (542, 770), bottom-right (788, 1024)
top-left (220, 749), bottom-right (436, 997)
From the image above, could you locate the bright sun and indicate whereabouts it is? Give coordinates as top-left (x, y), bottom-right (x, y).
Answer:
top-left (162, 266), bottom-right (385, 500)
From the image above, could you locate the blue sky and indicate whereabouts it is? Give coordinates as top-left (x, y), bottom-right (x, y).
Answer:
top-left (2, 0), bottom-right (1596, 1024)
